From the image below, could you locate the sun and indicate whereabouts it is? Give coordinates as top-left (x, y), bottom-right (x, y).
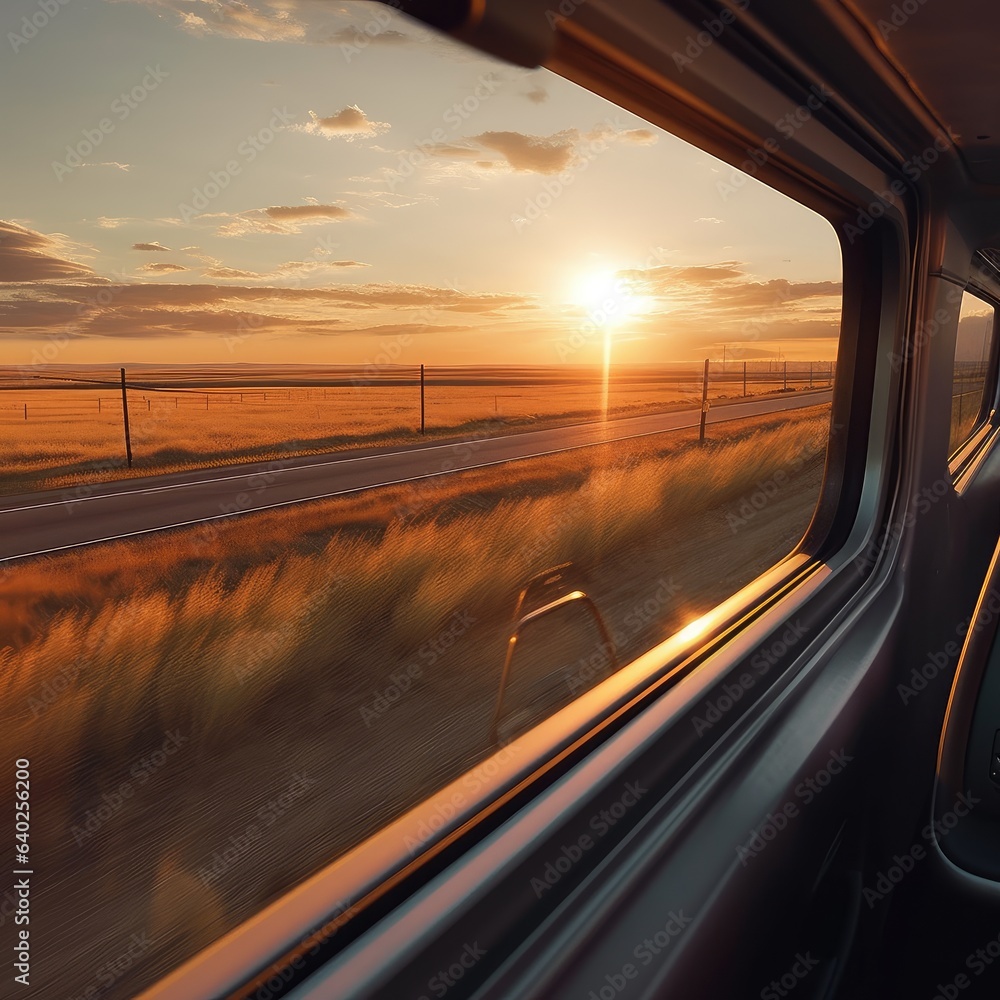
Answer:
top-left (569, 268), bottom-right (649, 328)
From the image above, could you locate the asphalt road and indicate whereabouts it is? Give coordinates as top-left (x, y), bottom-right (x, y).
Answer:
top-left (0, 390), bottom-right (832, 561)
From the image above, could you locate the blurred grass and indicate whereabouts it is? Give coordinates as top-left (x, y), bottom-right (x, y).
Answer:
top-left (0, 404), bottom-right (831, 997)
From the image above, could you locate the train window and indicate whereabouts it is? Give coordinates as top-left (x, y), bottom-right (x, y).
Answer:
top-left (950, 291), bottom-right (996, 455)
top-left (0, 3), bottom-right (843, 995)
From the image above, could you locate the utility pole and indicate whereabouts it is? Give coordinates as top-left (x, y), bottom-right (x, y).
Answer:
top-left (420, 363), bottom-right (426, 434)
top-left (699, 358), bottom-right (710, 443)
top-left (120, 367), bottom-right (132, 468)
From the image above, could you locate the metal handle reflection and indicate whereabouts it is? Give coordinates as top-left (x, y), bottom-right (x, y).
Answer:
top-left (489, 563), bottom-right (617, 746)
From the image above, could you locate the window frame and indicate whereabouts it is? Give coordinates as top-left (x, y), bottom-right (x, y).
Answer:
top-left (949, 270), bottom-right (1000, 483)
top-left (135, 12), bottom-right (914, 1000)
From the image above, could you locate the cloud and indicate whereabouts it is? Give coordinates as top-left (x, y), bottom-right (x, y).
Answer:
top-left (609, 258), bottom-right (842, 356)
top-left (137, 262), bottom-right (188, 273)
top-left (201, 259), bottom-right (369, 280)
top-left (90, 216), bottom-right (187, 230)
top-left (425, 143), bottom-right (482, 160)
top-left (115, 0), bottom-right (420, 46)
top-left (421, 123), bottom-right (659, 176)
top-left (326, 25), bottom-right (411, 46)
top-left (696, 217), bottom-right (724, 224)
top-left (278, 259), bottom-right (369, 272)
top-left (212, 204), bottom-right (355, 236)
top-left (132, 242), bottom-right (172, 252)
top-left (81, 161), bottom-right (131, 172)
top-left (0, 279), bottom-right (532, 342)
top-left (202, 266), bottom-right (263, 280)
top-left (618, 261), bottom-right (748, 290)
top-left (265, 205), bottom-right (352, 221)
top-left (299, 105), bottom-right (390, 140)
top-left (523, 85), bottom-right (548, 104)
top-left (620, 129), bottom-right (657, 145)
top-left (468, 130), bottom-right (579, 174)
top-left (0, 221), bottom-right (99, 283)
top-left (618, 260), bottom-right (842, 311)
top-left (121, 0), bottom-right (307, 42)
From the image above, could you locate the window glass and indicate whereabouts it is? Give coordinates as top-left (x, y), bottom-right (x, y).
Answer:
top-left (950, 291), bottom-right (996, 455)
top-left (0, 2), bottom-right (843, 994)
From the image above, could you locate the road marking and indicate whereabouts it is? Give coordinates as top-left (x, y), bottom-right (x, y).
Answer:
top-left (0, 392), bottom-right (833, 562)
top-left (0, 392), bottom-right (831, 515)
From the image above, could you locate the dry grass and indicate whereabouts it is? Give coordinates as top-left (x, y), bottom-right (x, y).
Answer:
top-left (0, 404), bottom-right (831, 998)
top-left (0, 378), bottom-right (830, 495)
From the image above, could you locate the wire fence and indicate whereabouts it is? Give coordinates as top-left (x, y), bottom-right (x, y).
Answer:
top-left (0, 360), bottom-right (837, 421)
top-left (0, 361), bottom-right (837, 486)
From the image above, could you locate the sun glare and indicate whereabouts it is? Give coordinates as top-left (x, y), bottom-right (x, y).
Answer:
top-left (571, 269), bottom-right (638, 328)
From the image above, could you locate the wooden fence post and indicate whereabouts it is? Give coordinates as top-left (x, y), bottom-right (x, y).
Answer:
top-left (699, 358), bottom-right (709, 443)
top-left (420, 364), bottom-right (426, 434)
top-left (120, 367), bottom-right (133, 468)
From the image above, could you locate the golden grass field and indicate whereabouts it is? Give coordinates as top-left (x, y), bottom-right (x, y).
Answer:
top-left (0, 372), bottom-right (831, 496)
top-left (0, 404), bottom-right (831, 998)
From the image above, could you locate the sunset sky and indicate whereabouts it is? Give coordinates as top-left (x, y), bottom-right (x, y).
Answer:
top-left (0, 0), bottom-right (844, 367)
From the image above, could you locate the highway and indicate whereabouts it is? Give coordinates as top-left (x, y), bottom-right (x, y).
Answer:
top-left (0, 390), bottom-right (832, 561)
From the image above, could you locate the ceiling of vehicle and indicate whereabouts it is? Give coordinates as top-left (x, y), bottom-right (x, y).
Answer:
top-left (839, 0), bottom-right (1000, 184)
